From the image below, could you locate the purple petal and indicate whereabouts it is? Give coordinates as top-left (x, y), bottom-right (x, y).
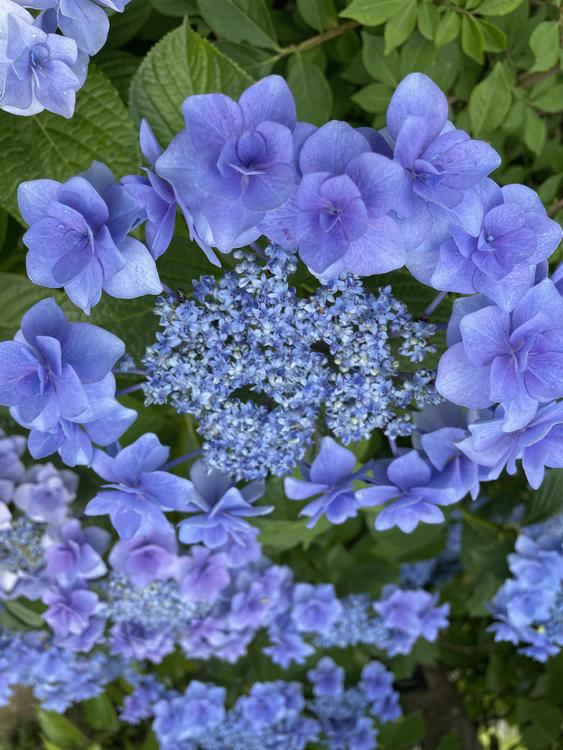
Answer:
top-left (386, 73), bottom-right (448, 145)
top-left (299, 121), bottom-right (370, 175)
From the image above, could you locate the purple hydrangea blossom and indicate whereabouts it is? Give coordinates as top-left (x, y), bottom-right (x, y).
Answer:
top-left (176, 545), bottom-right (230, 602)
top-left (85, 433), bottom-right (193, 539)
top-left (42, 582), bottom-right (99, 638)
top-left (356, 450), bottom-right (457, 533)
top-left (122, 120), bottom-right (177, 259)
top-left (457, 401), bottom-right (563, 489)
top-left (0, 2), bottom-right (87, 118)
top-left (156, 75), bottom-right (298, 258)
top-left (18, 161), bottom-right (161, 314)
top-left (109, 529), bottom-right (178, 587)
top-left (0, 429), bottom-right (26, 503)
top-left (437, 279), bottom-right (563, 431)
top-left (291, 120), bottom-right (404, 276)
top-left (291, 583), bottom-right (342, 634)
top-left (178, 460), bottom-right (271, 548)
top-left (430, 180), bottom-right (562, 310)
top-left (385, 73), bottom-right (500, 255)
top-left (153, 681), bottom-right (226, 745)
top-left (375, 585), bottom-right (450, 656)
top-left (0, 298), bottom-right (135, 466)
top-left (307, 656), bottom-right (345, 697)
top-left (13, 462), bottom-right (77, 524)
top-left (20, 0), bottom-right (131, 56)
top-left (284, 437), bottom-right (365, 527)
top-left (413, 402), bottom-right (490, 501)
top-left (45, 519), bottom-right (108, 583)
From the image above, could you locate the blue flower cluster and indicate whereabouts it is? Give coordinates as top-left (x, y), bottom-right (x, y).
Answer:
top-left (0, 435), bottom-right (449, 683)
top-left (0, 0), bottom-right (131, 117)
top-left (121, 657), bottom-right (400, 750)
top-left (143, 244), bottom-right (438, 479)
top-left (489, 514), bottom-right (563, 662)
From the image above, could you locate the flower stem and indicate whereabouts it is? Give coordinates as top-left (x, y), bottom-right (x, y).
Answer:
top-left (421, 291), bottom-right (448, 319)
top-left (116, 383), bottom-right (144, 396)
top-left (162, 449), bottom-right (203, 471)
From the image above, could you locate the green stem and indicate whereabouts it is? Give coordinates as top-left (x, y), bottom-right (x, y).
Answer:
top-left (253, 20), bottom-right (360, 68)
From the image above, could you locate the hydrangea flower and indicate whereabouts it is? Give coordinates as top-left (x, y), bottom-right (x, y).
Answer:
top-left (122, 120), bottom-right (177, 259)
top-left (385, 73), bottom-right (500, 247)
top-left (284, 437), bottom-right (366, 526)
top-left (307, 656), bottom-right (345, 697)
top-left (457, 401), bottom-right (563, 489)
top-left (0, 298), bottom-right (135, 466)
top-left (178, 460), bottom-right (271, 548)
top-left (156, 75), bottom-right (298, 257)
top-left (109, 530), bottom-right (178, 587)
top-left (291, 583), bottom-right (342, 634)
top-left (0, 429), bottom-right (26, 503)
top-left (430, 180), bottom-right (562, 310)
top-left (13, 462), bottom-right (77, 525)
top-left (85, 433), bottom-right (193, 539)
top-left (0, 1), bottom-right (86, 118)
top-left (412, 402), bottom-right (489, 501)
top-left (18, 161), bottom-right (161, 313)
top-left (176, 545), bottom-right (230, 602)
top-left (290, 120), bottom-right (404, 275)
top-left (45, 519), bottom-right (108, 584)
top-left (437, 279), bottom-right (563, 431)
top-left (357, 450), bottom-right (457, 533)
top-left (153, 681), bottom-right (226, 746)
top-left (42, 583), bottom-right (99, 638)
top-left (20, 0), bottom-right (131, 55)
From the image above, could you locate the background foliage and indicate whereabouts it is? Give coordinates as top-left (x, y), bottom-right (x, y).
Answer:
top-left (0, 0), bottom-right (562, 748)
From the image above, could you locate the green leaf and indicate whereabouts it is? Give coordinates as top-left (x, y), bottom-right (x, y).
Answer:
top-left (461, 14), bottom-right (484, 64)
top-left (475, 0), bottom-right (524, 15)
top-left (417, 0), bottom-right (439, 41)
top-left (197, 0), bottom-right (278, 49)
top-left (157, 236), bottom-right (222, 290)
top-left (38, 711), bottom-right (88, 749)
top-left (96, 51), bottom-right (141, 103)
top-left (82, 694), bottom-right (118, 732)
top-left (254, 517), bottom-right (330, 552)
top-left (0, 273), bottom-right (62, 339)
top-left (516, 700), bottom-right (562, 750)
top-left (361, 32), bottom-right (400, 87)
top-left (523, 105), bottom-right (547, 155)
top-left (478, 18), bottom-right (507, 51)
top-left (434, 10), bottom-right (461, 47)
top-left (384, 0), bottom-right (417, 54)
top-left (524, 469), bottom-right (563, 524)
top-left (529, 21), bottom-right (560, 73)
top-left (4, 600), bottom-right (45, 629)
top-left (286, 53), bottom-right (333, 125)
top-left (0, 66), bottom-right (139, 221)
top-left (530, 83), bottom-right (563, 113)
top-left (106, 0), bottom-right (152, 48)
top-left (0, 209), bottom-right (6, 253)
top-left (469, 62), bottom-right (512, 136)
top-left (340, 0), bottom-right (406, 25)
top-left (378, 711), bottom-right (426, 749)
top-left (351, 81), bottom-right (393, 112)
top-left (297, 0), bottom-right (337, 31)
top-left (130, 21), bottom-right (252, 146)
top-left (148, 0), bottom-right (197, 15)
top-left (399, 32), bottom-right (436, 77)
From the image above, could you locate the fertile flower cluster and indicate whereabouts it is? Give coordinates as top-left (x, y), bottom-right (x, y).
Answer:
top-left (0, 0), bottom-right (131, 117)
top-left (143, 245), bottom-right (439, 479)
top-left (0, 435), bottom-right (449, 687)
top-left (122, 658), bottom-right (401, 750)
top-left (489, 514), bottom-right (563, 662)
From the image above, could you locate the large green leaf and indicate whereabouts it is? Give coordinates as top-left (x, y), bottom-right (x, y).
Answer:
top-left (524, 469), bottom-right (563, 525)
top-left (528, 21), bottom-right (560, 73)
top-left (286, 53), bottom-right (333, 126)
top-left (0, 66), bottom-right (140, 222)
top-left (469, 62), bottom-right (512, 136)
top-left (129, 20), bottom-right (253, 146)
top-left (197, 0), bottom-right (278, 49)
top-left (341, 0), bottom-right (406, 26)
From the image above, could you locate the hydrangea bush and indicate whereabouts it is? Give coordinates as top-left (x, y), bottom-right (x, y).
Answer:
top-left (0, 1), bottom-right (562, 749)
